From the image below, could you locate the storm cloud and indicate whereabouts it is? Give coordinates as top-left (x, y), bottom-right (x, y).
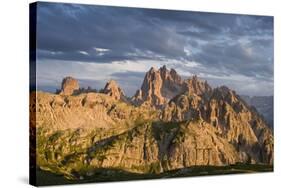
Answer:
top-left (35, 2), bottom-right (273, 96)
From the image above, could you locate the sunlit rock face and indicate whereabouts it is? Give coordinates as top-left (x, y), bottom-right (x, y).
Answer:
top-left (132, 66), bottom-right (212, 108)
top-left (59, 77), bottom-right (80, 96)
top-left (103, 80), bottom-right (126, 101)
top-left (33, 66), bottom-right (273, 181)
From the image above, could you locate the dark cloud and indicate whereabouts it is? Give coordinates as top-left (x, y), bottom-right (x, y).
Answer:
top-left (35, 2), bottom-right (273, 96)
top-left (110, 71), bottom-right (146, 79)
top-left (37, 2), bottom-right (188, 62)
top-left (191, 39), bottom-right (273, 80)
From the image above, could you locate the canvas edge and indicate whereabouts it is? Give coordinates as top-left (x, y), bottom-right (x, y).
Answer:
top-left (29, 2), bottom-right (37, 186)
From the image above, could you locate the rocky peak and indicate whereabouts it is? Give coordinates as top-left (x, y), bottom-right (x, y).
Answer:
top-left (159, 65), bottom-right (167, 78)
top-left (132, 66), bottom-right (185, 107)
top-left (132, 66), bottom-right (213, 107)
top-left (159, 65), bottom-right (182, 84)
top-left (59, 76), bottom-right (79, 96)
top-left (103, 80), bottom-right (126, 101)
top-left (162, 82), bottom-right (273, 164)
top-left (149, 66), bottom-right (157, 72)
top-left (170, 68), bottom-right (182, 83)
top-left (35, 65), bottom-right (273, 180)
top-left (212, 86), bottom-right (239, 105)
top-left (131, 66), bottom-right (273, 165)
top-left (137, 66), bottom-right (166, 107)
top-left (184, 75), bottom-right (212, 96)
top-left (214, 86), bottom-right (232, 95)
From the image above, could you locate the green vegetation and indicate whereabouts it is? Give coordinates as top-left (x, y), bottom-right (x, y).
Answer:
top-left (36, 164), bottom-right (273, 186)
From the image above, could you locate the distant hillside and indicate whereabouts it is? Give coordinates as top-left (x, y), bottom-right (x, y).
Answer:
top-left (241, 95), bottom-right (273, 130)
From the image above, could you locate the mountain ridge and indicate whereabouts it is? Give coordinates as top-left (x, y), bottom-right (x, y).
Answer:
top-left (32, 65), bottom-right (273, 181)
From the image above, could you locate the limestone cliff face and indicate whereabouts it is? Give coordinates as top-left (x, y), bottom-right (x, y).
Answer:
top-left (34, 91), bottom-right (248, 177)
top-left (33, 91), bottom-right (157, 131)
top-left (166, 121), bottom-right (241, 168)
top-left (59, 77), bottom-right (79, 96)
top-left (34, 91), bottom-right (161, 177)
top-left (89, 123), bottom-right (160, 173)
top-left (33, 66), bottom-right (273, 180)
top-left (162, 85), bottom-right (273, 164)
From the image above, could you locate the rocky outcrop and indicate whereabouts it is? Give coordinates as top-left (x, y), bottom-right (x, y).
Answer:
top-left (103, 80), bottom-right (126, 101)
top-left (167, 120), bottom-right (241, 168)
top-left (159, 66), bottom-right (183, 99)
top-left (132, 66), bottom-right (212, 108)
top-left (162, 85), bottom-right (273, 164)
top-left (183, 75), bottom-right (212, 96)
top-left (34, 91), bottom-right (162, 177)
top-left (132, 67), bottom-right (167, 107)
top-left (33, 66), bottom-right (273, 181)
top-left (33, 91), bottom-right (158, 131)
top-left (59, 77), bottom-right (79, 96)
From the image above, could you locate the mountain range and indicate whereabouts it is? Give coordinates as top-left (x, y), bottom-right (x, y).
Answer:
top-left (241, 95), bottom-right (273, 130)
top-left (31, 65), bottom-right (273, 183)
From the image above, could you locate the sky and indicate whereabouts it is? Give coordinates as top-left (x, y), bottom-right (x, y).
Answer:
top-left (35, 2), bottom-right (274, 97)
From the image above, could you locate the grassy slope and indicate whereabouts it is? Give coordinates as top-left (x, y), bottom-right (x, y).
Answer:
top-left (36, 164), bottom-right (273, 186)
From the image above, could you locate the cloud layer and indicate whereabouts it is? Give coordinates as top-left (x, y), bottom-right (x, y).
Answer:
top-left (35, 2), bottom-right (274, 96)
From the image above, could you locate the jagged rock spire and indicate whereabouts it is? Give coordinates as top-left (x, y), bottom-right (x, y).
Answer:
top-left (103, 79), bottom-right (126, 101)
top-left (59, 76), bottom-right (79, 96)
top-left (132, 66), bottom-right (184, 107)
top-left (132, 66), bottom-right (213, 107)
